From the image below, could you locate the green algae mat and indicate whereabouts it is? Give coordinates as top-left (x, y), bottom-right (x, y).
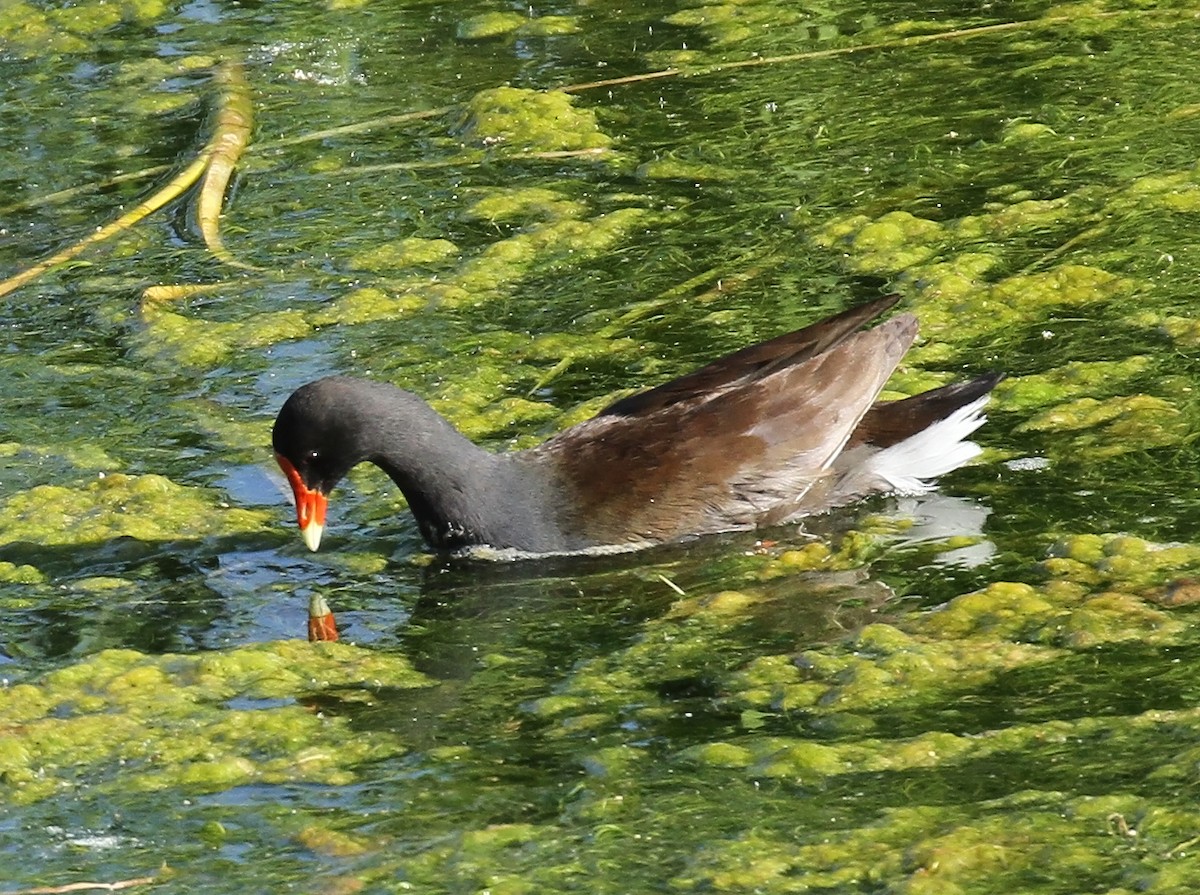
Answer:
top-left (4, 0), bottom-right (1200, 892)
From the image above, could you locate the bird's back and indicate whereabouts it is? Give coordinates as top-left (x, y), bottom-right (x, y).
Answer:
top-left (536, 313), bottom-right (919, 546)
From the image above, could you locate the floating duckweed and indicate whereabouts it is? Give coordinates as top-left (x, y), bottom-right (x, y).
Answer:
top-left (695, 589), bottom-right (761, 616)
top-left (317, 551), bottom-right (390, 575)
top-left (757, 529), bottom-right (882, 581)
top-left (791, 628), bottom-right (1051, 713)
top-left (918, 537), bottom-right (1195, 647)
top-left (777, 682), bottom-right (827, 711)
top-left (442, 395), bottom-right (559, 441)
top-left (526, 694), bottom-right (590, 719)
top-left (663, 3), bottom-right (806, 45)
top-left (845, 210), bottom-right (944, 272)
top-left (885, 730), bottom-right (973, 769)
top-left (582, 744), bottom-right (644, 777)
top-left (673, 784), bottom-right (1200, 892)
top-left (456, 11), bottom-right (527, 38)
top-left (1059, 592), bottom-right (1176, 649)
top-left (198, 820), bottom-right (227, 845)
top-left (678, 742), bottom-right (754, 768)
top-left (139, 202), bottom-right (649, 358)
top-left (677, 705), bottom-right (1200, 807)
top-left (177, 755), bottom-right (257, 791)
top-left (467, 187), bottom-right (587, 223)
top-left (1000, 120), bottom-right (1059, 142)
top-left (550, 712), bottom-right (613, 737)
top-left (752, 740), bottom-right (845, 778)
top-left (1040, 557), bottom-right (1101, 587)
top-left (520, 15), bottom-right (579, 36)
top-left (1121, 170), bottom-right (1194, 197)
top-left (789, 541), bottom-right (838, 563)
top-left (1155, 187), bottom-right (1200, 212)
top-left (451, 207), bottom-right (651, 304)
top-left (123, 92), bottom-right (196, 116)
top-left (408, 328), bottom-right (634, 436)
top-left (918, 265), bottom-right (1134, 344)
top-left (105, 662), bottom-right (171, 694)
top-left (987, 183), bottom-right (1040, 203)
top-left (1021, 394), bottom-right (1169, 432)
top-left (461, 823), bottom-right (541, 853)
top-left (0, 473), bottom-right (270, 547)
top-left (1017, 394), bottom-right (1186, 458)
top-left (1104, 535), bottom-right (1151, 556)
top-left (769, 542), bottom-right (833, 571)
top-left (1043, 532), bottom-right (1200, 595)
top-left (73, 575), bottom-right (134, 591)
top-left (457, 12), bottom-right (578, 39)
top-left (998, 357), bottom-right (1152, 411)
top-left (918, 581), bottom-right (1064, 641)
top-left (0, 440), bottom-right (120, 476)
top-left (854, 622), bottom-right (917, 654)
top-left (0, 3), bottom-right (88, 54)
top-left (348, 237), bottom-right (459, 272)
top-left (813, 212), bottom-right (870, 245)
top-left (5, 0), bottom-right (150, 50)
top-left (179, 399), bottom-right (273, 457)
top-left (815, 194), bottom-right (1145, 368)
top-left (459, 210), bottom-right (648, 295)
top-left (902, 252), bottom-right (1002, 303)
top-left (314, 153), bottom-right (359, 174)
top-left (1047, 533), bottom-right (1108, 564)
top-left (459, 86), bottom-right (612, 152)
top-left (976, 196), bottom-right (1074, 236)
top-left (0, 561), bottom-right (45, 584)
top-left (139, 305), bottom-right (312, 367)
top-left (113, 55), bottom-right (216, 85)
top-left (311, 284), bottom-right (434, 326)
top-left (0, 642), bottom-right (428, 806)
top-left (1131, 312), bottom-right (1200, 349)
top-left (636, 157), bottom-right (733, 182)
top-left (1136, 805), bottom-right (1200, 842)
top-left (0, 684), bottom-right (52, 724)
top-left (1115, 168), bottom-right (1200, 212)
top-left (673, 832), bottom-right (798, 890)
top-left (726, 654), bottom-right (802, 691)
top-left (295, 825), bottom-right (373, 858)
top-left (644, 47), bottom-right (708, 68)
top-left (903, 819), bottom-right (1036, 886)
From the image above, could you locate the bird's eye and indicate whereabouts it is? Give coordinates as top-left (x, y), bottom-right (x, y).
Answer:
top-left (307, 450), bottom-right (320, 461)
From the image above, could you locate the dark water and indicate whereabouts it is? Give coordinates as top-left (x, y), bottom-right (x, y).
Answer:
top-left (3, 1), bottom-right (1200, 891)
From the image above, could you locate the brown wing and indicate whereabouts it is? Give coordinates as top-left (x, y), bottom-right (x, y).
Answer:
top-left (540, 313), bottom-right (918, 546)
top-left (600, 294), bottom-right (901, 418)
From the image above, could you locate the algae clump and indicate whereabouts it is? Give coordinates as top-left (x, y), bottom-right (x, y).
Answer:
top-left (0, 641), bottom-right (430, 806)
top-left (0, 473), bottom-right (270, 547)
top-left (457, 12), bottom-right (578, 40)
top-left (458, 86), bottom-right (612, 152)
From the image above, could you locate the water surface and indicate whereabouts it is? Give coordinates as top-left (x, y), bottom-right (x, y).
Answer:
top-left (3, 1), bottom-right (1200, 892)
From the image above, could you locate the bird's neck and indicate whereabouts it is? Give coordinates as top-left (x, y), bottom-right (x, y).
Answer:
top-left (367, 395), bottom-right (563, 551)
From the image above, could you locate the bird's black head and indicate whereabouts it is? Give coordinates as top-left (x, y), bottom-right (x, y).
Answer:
top-left (272, 376), bottom-right (374, 496)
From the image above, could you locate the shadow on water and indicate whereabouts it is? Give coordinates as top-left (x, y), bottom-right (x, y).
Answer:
top-left (397, 516), bottom-right (907, 663)
top-left (299, 533), bottom-right (909, 772)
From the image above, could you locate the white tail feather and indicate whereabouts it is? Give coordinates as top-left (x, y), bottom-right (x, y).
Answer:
top-left (865, 393), bottom-right (990, 493)
top-left (833, 393), bottom-right (991, 499)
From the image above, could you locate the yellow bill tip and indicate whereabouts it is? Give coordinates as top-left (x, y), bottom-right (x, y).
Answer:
top-left (301, 521), bottom-right (324, 552)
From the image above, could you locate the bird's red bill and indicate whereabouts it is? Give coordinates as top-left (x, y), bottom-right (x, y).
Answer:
top-left (275, 452), bottom-right (327, 551)
top-left (308, 594), bottom-right (339, 642)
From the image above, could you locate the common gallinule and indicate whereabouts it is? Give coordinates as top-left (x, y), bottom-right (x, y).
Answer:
top-left (273, 295), bottom-right (1001, 554)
